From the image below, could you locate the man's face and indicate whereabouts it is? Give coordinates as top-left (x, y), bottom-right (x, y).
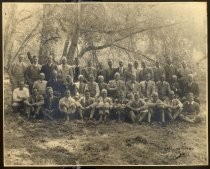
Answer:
top-left (33, 89), bottom-right (39, 96)
top-left (65, 90), bottom-right (70, 97)
top-left (142, 62), bottom-right (146, 69)
top-left (40, 74), bottom-right (45, 80)
top-left (102, 91), bottom-right (107, 97)
top-left (108, 61), bottom-right (112, 68)
top-left (134, 94), bottom-right (139, 101)
top-left (62, 59), bottom-right (67, 65)
top-left (79, 76), bottom-right (84, 82)
top-left (188, 76), bottom-right (193, 82)
top-left (134, 62), bottom-right (138, 69)
top-left (19, 55), bottom-right (24, 62)
top-left (75, 59), bottom-right (79, 65)
top-left (155, 61), bottom-right (159, 67)
top-left (172, 76), bottom-right (177, 82)
top-left (160, 76), bottom-right (165, 82)
top-left (131, 75), bottom-right (136, 82)
top-left (98, 77), bottom-right (104, 83)
top-left (33, 58), bottom-right (38, 64)
top-left (90, 76), bottom-right (94, 82)
top-left (47, 56), bottom-right (52, 63)
top-left (188, 94), bottom-right (194, 102)
top-left (115, 74), bottom-right (120, 80)
top-left (169, 93), bottom-right (175, 99)
top-left (152, 94), bottom-right (158, 102)
top-left (119, 61), bottom-right (123, 67)
top-left (85, 92), bottom-right (90, 98)
top-left (19, 82), bottom-right (24, 89)
top-left (88, 61), bottom-right (92, 67)
top-left (47, 90), bottom-right (53, 97)
top-left (145, 74), bottom-right (150, 81)
top-left (182, 62), bottom-right (186, 69)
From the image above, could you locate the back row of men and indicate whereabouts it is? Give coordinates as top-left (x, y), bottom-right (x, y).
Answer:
top-left (10, 54), bottom-right (199, 101)
top-left (10, 54), bottom-right (201, 125)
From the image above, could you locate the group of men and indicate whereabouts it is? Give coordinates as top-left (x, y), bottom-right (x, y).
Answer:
top-left (10, 54), bottom-right (201, 125)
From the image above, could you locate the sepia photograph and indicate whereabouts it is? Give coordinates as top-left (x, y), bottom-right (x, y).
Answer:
top-left (3, 2), bottom-right (208, 166)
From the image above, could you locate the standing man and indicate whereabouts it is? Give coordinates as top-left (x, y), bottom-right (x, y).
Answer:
top-left (139, 73), bottom-right (156, 100)
top-left (170, 75), bottom-right (181, 98)
top-left (97, 62), bottom-right (107, 83)
top-left (182, 74), bottom-right (200, 103)
top-left (155, 74), bottom-right (171, 101)
top-left (72, 57), bottom-right (82, 82)
top-left (164, 57), bottom-right (177, 84)
top-left (107, 72), bottom-right (126, 99)
top-left (105, 59), bottom-right (115, 83)
top-left (33, 73), bottom-right (48, 96)
top-left (47, 70), bottom-right (66, 98)
top-left (64, 75), bottom-right (78, 97)
top-left (115, 60), bottom-right (125, 81)
top-left (40, 55), bottom-right (57, 81)
top-left (133, 60), bottom-right (140, 82)
top-left (85, 74), bottom-right (100, 98)
top-left (126, 74), bottom-right (141, 96)
top-left (58, 57), bottom-right (74, 82)
top-left (75, 75), bottom-right (86, 97)
top-left (153, 60), bottom-right (165, 83)
top-left (124, 62), bottom-right (135, 82)
top-left (82, 60), bottom-right (97, 82)
top-left (25, 55), bottom-right (41, 93)
top-left (98, 75), bottom-right (108, 92)
top-left (9, 54), bottom-right (28, 90)
top-left (177, 61), bottom-right (192, 93)
top-left (139, 60), bottom-right (154, 81)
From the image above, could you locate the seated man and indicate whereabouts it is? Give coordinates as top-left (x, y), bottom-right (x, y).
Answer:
top-left (182, 74), bottom-right (200, 104)
top-left (170, 75), bottom-right (181, 98)
top-left (98, 75), bottom-right (108, 92)
top-left (107, 72), bottom-right (126, 99)
top-left (59, 89), bottom-right (77, 122)
top-left (156, 74), bottom-right (171, 101)
top-left (85, 74), bottom-right (100, 98)
top-left (12, 81), bottom-right (30, 113)
top-left (113, 91), bottom-right (130, 122)
top-left (33, 73), bottom-right (47, 96)
top-left (179, 92), bottom-right (201, 123)
top-left (147, 92), bottom-right (165, 125)
top-left (139, 73), bottom-right (156, 101)
top-left (77, 90), bottom-right (95, 121)
top-left (24, 87), bottom-right (44, 118)
top-left (75, 75), bottom-right (86, 97)
top-left (64, 75), bottom-right (78, 98)
top-left (47, 70), bottom-right (66, 98)
top-left (126, 74), bottom-right (140, 96)
top-left (163, 91), bottom-right (183, 122)
top-left (126, 93), bottom-right (148, 123)
top-left (95, 89), bottom-right (113, 123)
top-left (41, 87), bottom-right (59, 120)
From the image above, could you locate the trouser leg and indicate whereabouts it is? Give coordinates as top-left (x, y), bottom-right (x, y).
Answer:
top-left (138, 111), bottom-right (148, 123)
top-left (128, 111), bottom-right (136, 123)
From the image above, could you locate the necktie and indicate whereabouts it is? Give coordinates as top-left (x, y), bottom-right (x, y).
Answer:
top-left (145, 81), bottom-right (148, 96)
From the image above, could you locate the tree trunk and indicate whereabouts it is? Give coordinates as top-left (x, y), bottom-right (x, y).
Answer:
top-left (39, 4), bottom-right (58, 64)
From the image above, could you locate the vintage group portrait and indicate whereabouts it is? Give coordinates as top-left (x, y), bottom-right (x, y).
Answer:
top-left (2, 1), bottom-right (208, 166)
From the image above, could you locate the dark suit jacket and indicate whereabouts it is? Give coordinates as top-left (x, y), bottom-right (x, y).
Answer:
top-left (184, 82), bottom-right (199, 97)
top-left (41, 64), bottom-right (57, 81)
top-left (43, 96), bottom-right (59, 110)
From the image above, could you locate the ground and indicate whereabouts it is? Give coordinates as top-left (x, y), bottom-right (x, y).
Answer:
top-left (3, 74), bottom-right (208, 166)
